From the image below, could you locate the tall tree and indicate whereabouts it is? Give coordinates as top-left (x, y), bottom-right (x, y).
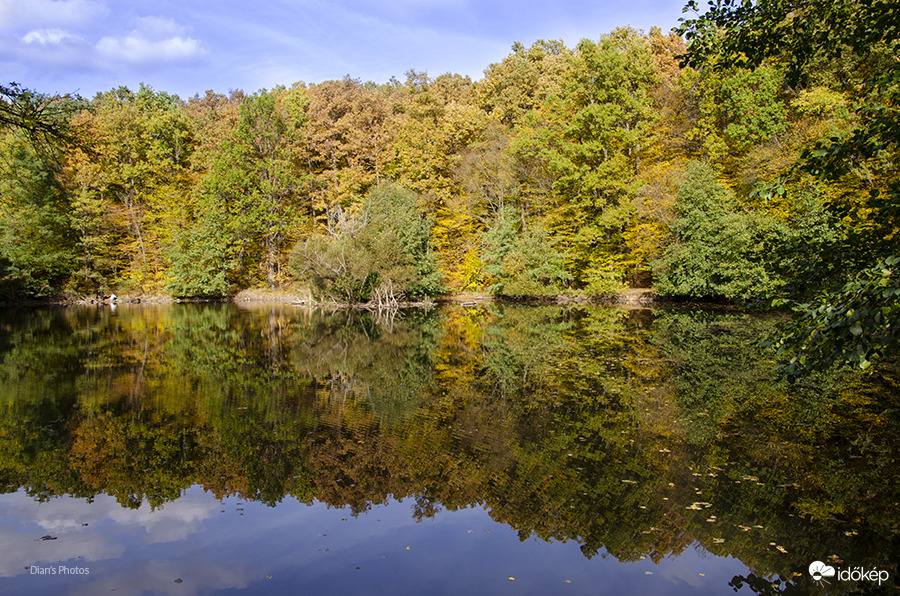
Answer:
top-left (70, 85), bottom-right (192, 292)
top-left (515, 28), bottom-right (659, 292)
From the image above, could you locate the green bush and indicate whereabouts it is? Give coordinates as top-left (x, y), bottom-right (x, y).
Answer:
top-left (289, 183), bottom-right (442, 303)
top-left (653, 161), bottom-right (780, 301)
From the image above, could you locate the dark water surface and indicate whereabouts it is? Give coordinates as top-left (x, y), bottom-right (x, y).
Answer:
top-left (0, 302), bottom-right (898, 595)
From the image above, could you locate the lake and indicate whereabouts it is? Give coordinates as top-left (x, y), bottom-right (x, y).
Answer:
top-left (0, 302), bottom-right (897, 595)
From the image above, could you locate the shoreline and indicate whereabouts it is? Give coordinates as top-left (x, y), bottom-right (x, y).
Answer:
top-left (2, 287), bottom-right (664, 308)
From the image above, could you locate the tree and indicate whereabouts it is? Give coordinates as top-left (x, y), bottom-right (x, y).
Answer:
top-left (166, 91), bottom-right (242, 297)
top-left (290, 183), bottom-right (442, 304)
top-left (475, 39), bottom-right (569, 127)
top-left (514, 28), bottom-right (659, 291)
top-left (70, 85), bottom-right (192, 292)
top-left (653, 161), bottom-right (781, 300)
top-left (679, 0), bottom-right (900, 376)
top-left (482, 208), bottom-right (571, 297)
top-left (0, 83), bottom-right (86, 298)
top-left (304, 77), bottom-right (394, 215)
top-left (0, 130), bottom-right (76, 298)
top-left (0, 83), bottom-right (84, 156)
top-left (170, 87), bottom-right (306, 296)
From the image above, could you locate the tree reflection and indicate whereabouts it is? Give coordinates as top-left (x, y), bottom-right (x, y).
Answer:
top-left (0, 303), bottom-right (898, 590)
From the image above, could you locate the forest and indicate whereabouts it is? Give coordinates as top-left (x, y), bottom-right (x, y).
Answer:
top-left (0, 0), bottom-right (897, 377)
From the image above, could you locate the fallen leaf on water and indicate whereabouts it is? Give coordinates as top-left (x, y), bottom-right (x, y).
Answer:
top-left (508, 577), bottom-right (515, 581)
top-left (776, 546), bottom-right (788, 554)
top-left (174, 579), bottom-right (183, 584)
top-left (644, 571), bottom-right (653, 575)
top-left (699, 573), bottom-right (705, 577)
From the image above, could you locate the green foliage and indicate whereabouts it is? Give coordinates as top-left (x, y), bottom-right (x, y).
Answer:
top-left (168, 87), bottom-right (307, 296)
top-left (653, 162), bottom-right (780, 300)
top-left (689, 66), bottom-right (787, 163)
top-left (165, 193), bottom-right (237, 297)
top-left (681, 0), bottom-right (900, 375)
top-left (771, 255), bottom-right (900, 379)
top-left (290, 183), bottom-right (442, 303)
top-left (3, 12), bottom-right (892, 321)
top-left (482, 209), bottom-right (571, 296)
top-left (0, 131), bottom-right (76, 298)
top-left (513, 28), bottom-right (659, 289)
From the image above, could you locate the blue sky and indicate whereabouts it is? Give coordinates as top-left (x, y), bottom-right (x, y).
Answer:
top-left (0, 0), bottom-right (690, 99)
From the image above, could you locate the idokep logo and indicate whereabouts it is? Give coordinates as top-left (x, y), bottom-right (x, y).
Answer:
top-left (809, 561), bottom-right (836, 585)
top-left (809, 560), bottom-right (890, 587)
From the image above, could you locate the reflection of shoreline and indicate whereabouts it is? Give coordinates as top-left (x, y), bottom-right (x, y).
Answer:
top-left (0, 305), bottom-right (897, 593)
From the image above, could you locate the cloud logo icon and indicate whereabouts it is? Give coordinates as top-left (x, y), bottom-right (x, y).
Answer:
top-left (809, 561), bottom-right (836, 583)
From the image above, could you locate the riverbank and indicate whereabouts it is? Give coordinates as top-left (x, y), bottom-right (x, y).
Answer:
top-left (7, 287), bottom-right (662, 308)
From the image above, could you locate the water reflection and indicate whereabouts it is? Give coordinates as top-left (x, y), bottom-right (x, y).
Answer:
top-left (0, 303), bottom-right (898, 594)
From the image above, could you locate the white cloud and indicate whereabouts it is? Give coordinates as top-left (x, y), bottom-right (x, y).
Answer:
top-left (94, 15), bottom-right (204, 67)
top-left (22, 28), bottom-right (81, 45)
top-left (96, 31), bottom-right (203, 66)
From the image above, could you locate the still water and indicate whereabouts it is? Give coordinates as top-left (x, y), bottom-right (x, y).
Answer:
top-left (0, 302), bottom-right (897, 595)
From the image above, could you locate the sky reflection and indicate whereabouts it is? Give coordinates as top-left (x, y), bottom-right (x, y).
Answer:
top-left (0, 486), bottom-right (753, 595)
